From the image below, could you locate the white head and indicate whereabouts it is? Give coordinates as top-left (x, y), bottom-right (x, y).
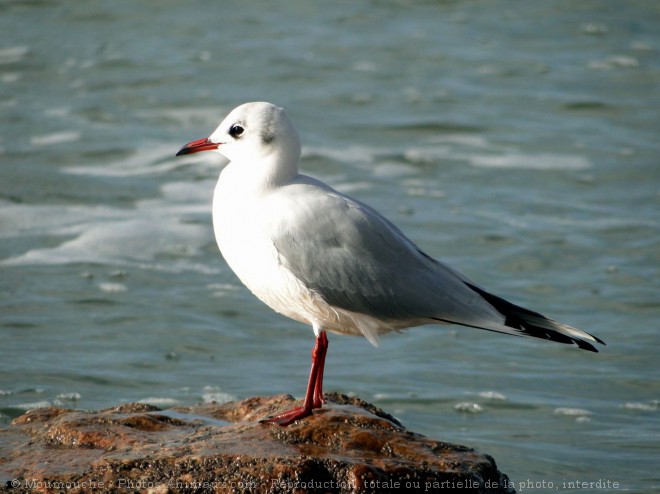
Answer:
top-left (176, 102), bottom-right (301, 184)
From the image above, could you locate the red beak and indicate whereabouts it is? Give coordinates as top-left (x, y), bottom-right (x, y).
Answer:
top-left (176, 137), bottom-right (220, 156)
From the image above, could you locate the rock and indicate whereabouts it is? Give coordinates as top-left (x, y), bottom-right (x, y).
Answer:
top-left (0, 393), bottom-right (515, 493)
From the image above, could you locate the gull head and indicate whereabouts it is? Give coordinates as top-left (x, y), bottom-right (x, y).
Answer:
top-left (176, 102), bottom-right (301, 169)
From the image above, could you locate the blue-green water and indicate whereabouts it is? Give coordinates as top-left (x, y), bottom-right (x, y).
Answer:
top-left (1, 1), bottom-right (658, 492)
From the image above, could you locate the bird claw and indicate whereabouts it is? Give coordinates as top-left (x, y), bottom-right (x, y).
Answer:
top-left (260, 405), bottom-right (314, 426)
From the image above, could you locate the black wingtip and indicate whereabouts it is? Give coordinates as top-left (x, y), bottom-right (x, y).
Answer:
top-left (575, 339), bottom-right (599, 353)
top-left (463, 282), bottom-right (605, 352)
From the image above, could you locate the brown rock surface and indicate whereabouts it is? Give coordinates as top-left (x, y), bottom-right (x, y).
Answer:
top-left (0, 393), bottom-right (515, 493)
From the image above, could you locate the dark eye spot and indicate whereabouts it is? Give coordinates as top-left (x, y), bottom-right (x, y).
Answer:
top-left (261, 131), bottom-right (274, 144)
top-left (229, 124), bottom-right (244, 138)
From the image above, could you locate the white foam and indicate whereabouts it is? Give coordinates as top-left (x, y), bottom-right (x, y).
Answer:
top-left (0, 201), bottom-right (119, 239)
top-left (621, 401), bottom-right (658, 412)
top-left (44, 107), bottom-right (72, 117)
top-left (3, 216), bottom-right (205, 266)
top-left (304, 145), bottom-right (375, 166)
top-left (404, 185), bottom-right (445, 198)
top-left (478, 391), bottom-right (506, 401)
top-left (201, 392), bottom-right (236, 404)
top-left (0, 45), bottom-right (29, 64)
top-left (403, 147), bottom-right (451, 165)
top-left (1, 72), bottom-right (20, 83)
top-left (1, 179), bottom-right (212, 267)
top-left (589, 55), bottom-right (639, 70)
top-left (137, 106), bottom-right (226, 130)
top-left (64, 143), bottom-right (187, 177)
top-left (14, 400), bottom-right (52, 411)
top-left (469, 153), bottom-right (591, 170)
top-left (30, 131), bottom-right (81, 147)
top-left (308, 139), bottom-right (588, 177)
top-left (580, 23), bottom-right (609, 35)
top-left (145, 260), bottom-right (222, 276)
top-left (137, 397), bottom-right (180, 406)
top-left (201, 385), bottom-right (236, 404)
top-left (207, 283), bottom-right (241, 297)
top-left (454, 402), bottom-right (484, 413)
top-left (158, 180), bottom-right (215, 204)
top-left (56, 392), bottom-right (82, 401)
top-left (372, 162), bottom-right (418, 178)
top-left (553, 407), bottom-right (592, 417)
top-left (98, 282), bottom-right (127, 293)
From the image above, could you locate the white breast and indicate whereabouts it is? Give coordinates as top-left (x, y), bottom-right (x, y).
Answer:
top-left (212, 174), bottom-right (316, 325)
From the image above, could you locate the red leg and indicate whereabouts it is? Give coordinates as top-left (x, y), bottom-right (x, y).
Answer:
top-left (262, 331), bottom-right (329, 426)
top-left (313, 331), bottom-right (327, 408)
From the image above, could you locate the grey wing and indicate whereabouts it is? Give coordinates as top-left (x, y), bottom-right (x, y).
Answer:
top-left (270, 182), bottom-right (499, 326)
top-left (270, 180), bottom-right (604, 352)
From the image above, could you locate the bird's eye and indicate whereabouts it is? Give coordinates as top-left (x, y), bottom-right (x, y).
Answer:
top-left (229, 124), bottom-right (244, 138)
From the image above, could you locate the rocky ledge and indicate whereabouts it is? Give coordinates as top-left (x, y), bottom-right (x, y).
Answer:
top-left (0, 393), bottom-right (515, 493)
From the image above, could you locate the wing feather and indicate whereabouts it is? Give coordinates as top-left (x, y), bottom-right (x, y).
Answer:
top-left (270, 178), bottom-right (500, 326)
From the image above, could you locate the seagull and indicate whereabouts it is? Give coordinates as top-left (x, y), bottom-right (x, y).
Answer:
top-left (176, 102), bottom-right (604, 426)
